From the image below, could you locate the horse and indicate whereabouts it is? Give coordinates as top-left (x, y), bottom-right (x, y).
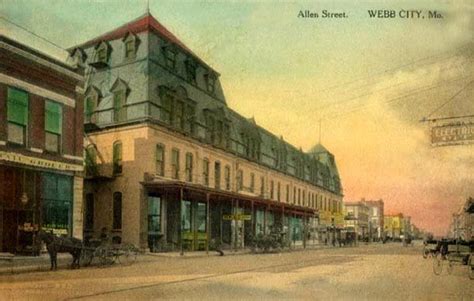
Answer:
top-left (38, 231), bottom-right (83, 270)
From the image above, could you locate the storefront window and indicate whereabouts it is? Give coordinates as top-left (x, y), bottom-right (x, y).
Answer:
top-left (42, 173), bottom-right (72, 235)
top-left (85, 193), bottom-right (94, 230)
top-left (148, 196), bottom-right (161, 233)
top-left (181, 200), bottom-right (192, 232)
top-left (256, 209), bottom-right (264, 235)
top-left (196, 202), bottom-right (206, 233)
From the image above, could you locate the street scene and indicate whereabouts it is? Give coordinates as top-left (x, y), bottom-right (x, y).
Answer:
top-left (0, 0), bottom-right (473, 300)
top-left (1, 243), bottom-right (473, 300)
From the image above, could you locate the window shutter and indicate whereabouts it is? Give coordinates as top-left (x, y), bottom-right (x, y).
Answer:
top-left (45, 101), bottom-right (62, 134)
top-left (7, 88), bottom-right (29, 125)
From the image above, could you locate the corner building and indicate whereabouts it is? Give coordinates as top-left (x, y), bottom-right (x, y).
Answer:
top-left (0, 35), bottom-right (84, 254)
top-left (75, 13), bottom-right (343, 251)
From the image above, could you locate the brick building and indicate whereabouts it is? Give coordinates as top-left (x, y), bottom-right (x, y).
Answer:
top-left (75, 13), bottom-right (343, 251)
top-left (0, 34), bottom-right (84, 254)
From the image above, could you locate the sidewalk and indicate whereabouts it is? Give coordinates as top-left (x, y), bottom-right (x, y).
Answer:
top-left (0, 252), bottom-right (73, 275)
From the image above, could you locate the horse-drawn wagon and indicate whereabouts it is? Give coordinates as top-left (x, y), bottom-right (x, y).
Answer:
top-left (432, 240), bottom-right (473, 279)
top-left (38, 231), bottom-right (139, 270)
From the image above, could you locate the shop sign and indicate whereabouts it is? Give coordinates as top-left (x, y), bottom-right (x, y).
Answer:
top-left (0, 151), bottom-right (83, 171)
top-left (222, 214), bottom-right (252, 221)
top-left (42, 226), bottom-right (68, 236)
top-left (431, 122), bottom-right (474, 146)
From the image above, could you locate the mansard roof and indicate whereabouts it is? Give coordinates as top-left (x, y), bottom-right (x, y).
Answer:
top-left (73, 12), bottom-right (218, 74)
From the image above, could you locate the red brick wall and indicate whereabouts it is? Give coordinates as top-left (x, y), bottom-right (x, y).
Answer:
top-left (29, 94), bottom-right (45, 149)
top-left (0, 84), bottom-right (6, 141)
top-left (74, 92), bottom-right (84, 157)
top-left (63, 105), bottom-right (75, 156)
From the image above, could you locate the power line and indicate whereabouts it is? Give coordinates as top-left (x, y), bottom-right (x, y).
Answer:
top-left (424, 80), bottom-right (474, 119)
top-left (322, 75), bottom-right (472, 120)
top-left (0, 15), bottom-right (67, 51)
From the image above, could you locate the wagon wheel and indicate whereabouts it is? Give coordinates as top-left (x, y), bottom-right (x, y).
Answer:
top-left (433, 253), bottom-right (443, 275)
top-left (469, 255), bottom-right (474, 280)
top-left (96, 246), bottom-right (114, 266)
top-left (447, 259), bottom-right (454, 275)
top-left (120, 243), bottom-right (138, 265)
top-left (81, 249), bottom-right (94, 267)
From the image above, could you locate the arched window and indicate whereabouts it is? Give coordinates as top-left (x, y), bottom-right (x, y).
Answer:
top-left (113, 192), bottom-right (122, 230)
top-left (113, 141), bottom-right (122, 175)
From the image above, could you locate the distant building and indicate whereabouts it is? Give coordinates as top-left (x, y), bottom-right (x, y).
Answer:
top-left (344, 201), bottom-right (369, 241)
top-left (384, 214), bottom-right (403, 239)
top-left (449, 197), bottom-right (474, 241)
top-left (361, 199), bottom-right (384, 241)
top-left (0, 35), bottom-right (84, 254)
top-left (72, 13), bottom-right (344, 250)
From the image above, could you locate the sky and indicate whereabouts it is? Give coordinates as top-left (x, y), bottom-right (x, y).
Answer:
top-left (2, 0), bottom-right (473, 236)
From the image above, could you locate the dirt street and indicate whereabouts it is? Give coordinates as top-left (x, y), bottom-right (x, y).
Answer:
top-left (0, 243), bottom-right (471, 300)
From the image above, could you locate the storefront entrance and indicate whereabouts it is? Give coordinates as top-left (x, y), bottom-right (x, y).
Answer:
top-left (181, 200), bottom-right (207, 251)
top-left (0, 166), bottom-right (72, 254)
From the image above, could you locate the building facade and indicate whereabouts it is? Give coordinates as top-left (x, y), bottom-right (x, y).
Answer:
top-left (449, 197), bottom-right (473, 241)
top-left (344, 201), bottom-right (369, 241)
top-left (361, 199), bottom-right (384, 241)
top-left (74, 13), bottom-right (343, 251)
top-left (0, 35), bottom-right (84, 254)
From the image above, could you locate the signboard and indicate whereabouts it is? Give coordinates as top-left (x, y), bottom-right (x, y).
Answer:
top-left (0, 151), bottom-right (83, 172)
top-left (431, 122), bottom-right (474, 146)
top-left (222, 214), bottom-right (252, 221)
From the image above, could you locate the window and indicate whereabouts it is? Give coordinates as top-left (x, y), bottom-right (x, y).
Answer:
top-left (250, 173), bottom-right (255, 193)
top-left (202, 158), bottom-right (209, 186)
top-left (237, 169), bottom-right (243, 191)
top-left (277, 182), bottom-right (281, 202)
top-left (260, 176), bottom-right (265, 196)
top-left (214, 161), bottom-right (221, 189)
top-left (184, 104), bottom-right (195, 134)
top-left (113, 192), bottom-right (122, 230)
top-left (113, 90), bottom-right (126, 122)
top-left (204, 73), bottom-right (216, 93)
top-left (148, 196), bottom-right (161, 233)
top-left (163, 46), bottom-right (177, 70)
top-left (7, 87), bottom-right (28, 145)
top-left (270, 181), bottom-right (274, 200)
top-left (298, 188), bottom-right (301, 205)
top-left (113, 141), bottom-right (122, 175)
top-left (85, 145), bottom-right (97, 177)
top-left (42, 174), bottom-right (72, 234)
top-left (173, 100), bottom-right (184, 130)
top-left (185, 152), bottom-right (193, 182)
top-left (293, 187), bottom-right (296, 203)
top-left (224, 165), bottom-right (231, 190)
top-left (161, 94), bottom-right (172, 124)
top-left (85, 96), bottom-right (95, 123)
top-left (171, 149), bottom-right (180, 180)
top-left (85, 193), bottom-right (94, 230)
top-left (156, 144), bottom-right (165, 176)
top-left (45, 100), bottom-right (62, 153)
top-left (303, 190), bottom-right (306, 206)
top-left (97, 46), bottom-right (107, 63)
top-left (286, 184), bottom-right (290, 202)
top-left (124, 39), bottom-right (136, 59)
top-left (185, 60), bottom-right (197, 84)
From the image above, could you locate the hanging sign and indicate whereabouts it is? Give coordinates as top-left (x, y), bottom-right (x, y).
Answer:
top-left (431, 122), bottom-right (474, 146)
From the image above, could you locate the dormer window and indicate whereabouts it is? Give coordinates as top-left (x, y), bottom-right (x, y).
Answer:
top-left (84, 86), bottom-right (101, 124)
top-left (162, 45), bottom-right (177, 70)
top-left (123, 32), bottom-right (139, 60)
top-left (110, 79), bottom-right (129, 123)
top-left (204, 73), bottom-right (216, 93)
top-left (91, 41), bottom-right (110, 68)
top-left (70, 48), bottom-right (87, 67)
top-left (185, 59), bottom-right (197, 85)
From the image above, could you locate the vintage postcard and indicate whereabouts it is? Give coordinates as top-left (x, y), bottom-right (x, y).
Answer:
top-left (0, 0), bottom-right (473, 300)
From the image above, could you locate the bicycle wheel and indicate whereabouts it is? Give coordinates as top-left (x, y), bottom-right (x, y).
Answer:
top-left (422, 248), bottom-right (429, 259)
top-left (433, 254), bottom-right (443, 275)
